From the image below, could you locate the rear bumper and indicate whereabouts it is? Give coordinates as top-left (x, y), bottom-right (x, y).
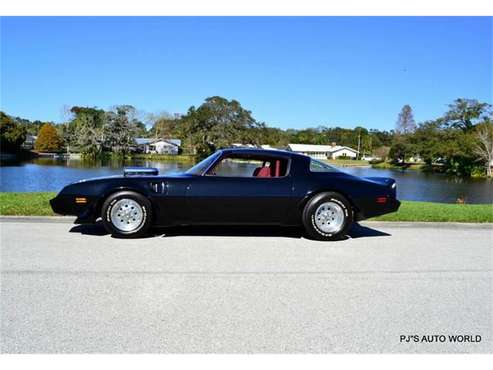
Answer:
top-left (355, 198), bottom-right (401, 221)
top-left (50, 194), bottom-right (98, 223)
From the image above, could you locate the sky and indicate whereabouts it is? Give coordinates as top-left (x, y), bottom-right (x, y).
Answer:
top-left (1, 16), bottom-right (491, 130)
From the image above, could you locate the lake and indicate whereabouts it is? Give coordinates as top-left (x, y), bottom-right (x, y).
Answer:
top-left (0, 157), bottom-right (492, 204)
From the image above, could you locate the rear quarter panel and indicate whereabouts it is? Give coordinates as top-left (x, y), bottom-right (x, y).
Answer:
top-left (287, 156), bottom-right (390, 223)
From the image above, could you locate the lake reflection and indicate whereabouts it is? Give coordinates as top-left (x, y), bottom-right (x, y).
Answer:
top-left (0, 157), bottom-right (492, 204)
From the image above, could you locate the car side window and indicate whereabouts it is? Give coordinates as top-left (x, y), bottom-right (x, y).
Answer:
top-left (309, 158), bottom-right (340, 173)
top-left (208, 155), bottom-right (289, 178)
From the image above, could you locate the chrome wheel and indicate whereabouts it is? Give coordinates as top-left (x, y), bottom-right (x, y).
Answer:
top-left (314, 201), bottom-right (345, 234)
top-left (110, 198), bottom-right (144, 232)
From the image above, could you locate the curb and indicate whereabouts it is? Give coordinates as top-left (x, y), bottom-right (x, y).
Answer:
top-left (0, 216), bottom-right (76, 223)
top-left (362, 220), bottom-right (493, 229)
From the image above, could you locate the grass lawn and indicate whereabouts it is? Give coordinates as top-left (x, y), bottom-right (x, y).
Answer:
top-left (371, 161), bottom-right (424, 170)
top-left (325, 159), bottom-right (370, 167)
top-left (0, 192), bottom-right (57, 216)
top-left (1, 192), bottom-right (491, 222)
top-left (372, 201), bottom-right (493, 223)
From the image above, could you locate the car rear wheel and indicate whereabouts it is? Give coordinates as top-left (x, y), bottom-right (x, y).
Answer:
top-left (302, 192), bottom-right (353, 241)
top-left (101, 191), bottom-right (152, 238)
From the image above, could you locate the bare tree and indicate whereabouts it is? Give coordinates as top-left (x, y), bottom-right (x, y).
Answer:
top-left (474, 122), bottom-right (493, 177)
top-left (396, 105), bottom-right (416, 134)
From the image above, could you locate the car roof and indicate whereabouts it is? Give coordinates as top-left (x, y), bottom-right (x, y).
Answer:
top-left (220, 147), bottom-right (308, 159)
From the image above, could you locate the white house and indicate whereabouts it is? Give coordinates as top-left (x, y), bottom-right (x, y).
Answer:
top-left (134, 138), bottom-right (181, 155)
top-left (22, 135), bottom-right (37, 150)
top-left (287, 144), bottom-right (358, 160)
top-left (149, 139), bottom-right (181, 155)
top-left (231, 143), bottom-right (256, 148)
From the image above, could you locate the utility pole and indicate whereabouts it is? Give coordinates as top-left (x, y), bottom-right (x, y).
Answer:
top-left (357, 128), bottom-right (361, 160)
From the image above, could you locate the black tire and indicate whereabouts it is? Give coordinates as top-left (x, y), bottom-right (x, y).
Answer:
top-left (302, 191), bottom-right (353, 241)
top-left (101, 191), bottom-right (152, 238)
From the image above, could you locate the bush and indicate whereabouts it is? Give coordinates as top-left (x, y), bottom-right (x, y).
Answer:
top-left (0, 111), bottom-right (26, 153)
top-left (369, 158), bottom-right (384, 164)
top-left (34, 123), bottom-right (64, 152)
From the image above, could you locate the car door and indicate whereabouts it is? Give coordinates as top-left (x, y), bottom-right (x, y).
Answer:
top-left (185, 155), bottom-right (294, 224)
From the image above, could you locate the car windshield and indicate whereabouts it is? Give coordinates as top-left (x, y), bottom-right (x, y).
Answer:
top-left (309, 158), bottom-right (341, 173)
top-left (185, 151), bottom-right (221, 175)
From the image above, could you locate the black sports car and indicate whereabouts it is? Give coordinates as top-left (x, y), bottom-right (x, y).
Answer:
top-left (50, 148), bottom-right (400, 240)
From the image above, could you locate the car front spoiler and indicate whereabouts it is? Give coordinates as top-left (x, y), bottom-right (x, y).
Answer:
top-left (50, 194), bottom-right (98, 223)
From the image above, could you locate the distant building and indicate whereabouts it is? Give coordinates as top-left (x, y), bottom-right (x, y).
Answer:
top-left (361, 155), bottom-right (379, 161)
top-left (408, 155), bottom-right (422, 163)
top-left (134, 138), bottom-right (181, 155)
top-left (134, 138), bottom-right (153, 153)
top-left (21, 135), bottom-right (37, 150)
top-left (260, 144), bottom-right (279, 150)
top-left (149, 140), bottom-right (180, 155)
top-left (231, 143), bottom-right (256, 148)
top-left (287, 144), bottom-right (358, 160)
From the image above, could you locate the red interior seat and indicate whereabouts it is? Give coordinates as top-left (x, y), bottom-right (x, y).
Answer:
top-left (254, 167), bottom-right (271, 177)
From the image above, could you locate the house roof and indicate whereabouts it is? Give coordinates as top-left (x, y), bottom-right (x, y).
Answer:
top-left (135, 138), bottom-right (182, 146)
top-left (149, 139), bottom-right (180, 147)
top-left (135, 138), bottom-right (153, 145)
top-left (288, 144), bottom-right (358, 153)
top-left (330, 146), bottom-right (359, 154)
top-left (231, 143), bottom-right (256, 148)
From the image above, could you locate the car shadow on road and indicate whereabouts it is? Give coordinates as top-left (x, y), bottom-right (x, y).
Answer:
top-left (69, 221), bottom-right (390, 240)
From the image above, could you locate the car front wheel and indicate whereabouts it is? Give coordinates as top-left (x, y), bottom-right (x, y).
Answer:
top-left (302, 192), bottom-right (353, 241)
top-left (101, 191), bottom-right (152, 238)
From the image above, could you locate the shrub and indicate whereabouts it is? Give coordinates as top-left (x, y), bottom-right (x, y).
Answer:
top-left (0, 111), bottom-right (26, 152)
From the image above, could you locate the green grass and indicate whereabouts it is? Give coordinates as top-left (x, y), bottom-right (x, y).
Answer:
top-left (372, 201), bottom-right (493, 223)
top-left (1, 193), bottom-right (491, 222)
top-left (325, 159), bottom-right (370, 167)
top-left (371, 161), bottom-right (424, 170)
top-left (0, 192), bottom-right (57, 216)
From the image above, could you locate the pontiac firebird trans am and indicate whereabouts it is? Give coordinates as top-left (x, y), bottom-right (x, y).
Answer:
top-left (50, 148), bottom-right (400, 240)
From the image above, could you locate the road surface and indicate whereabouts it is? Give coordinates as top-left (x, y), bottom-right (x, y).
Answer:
top-left (1, 217), bottom-right (492, 353)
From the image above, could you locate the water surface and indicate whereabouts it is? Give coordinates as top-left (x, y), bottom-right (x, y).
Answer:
top-left (1, 158), bottom-right (491, 204)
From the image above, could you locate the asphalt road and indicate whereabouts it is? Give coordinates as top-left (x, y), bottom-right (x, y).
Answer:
top-left (1, 217), bottom-right (492, 353)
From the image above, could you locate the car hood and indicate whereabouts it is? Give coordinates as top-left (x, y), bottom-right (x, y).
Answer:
top-left (72, 171), bottom-right (193, 184)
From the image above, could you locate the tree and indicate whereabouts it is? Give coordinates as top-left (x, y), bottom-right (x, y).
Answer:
top-left (473, 122), bottom-right (493, 177)
top-left (389, 141), bottom-right (413, 163)
top-left (443, 98), bottom-right (491, 132)
top-left (181, 96), bottom-right (263, 158)
top-left (7, 116), bottom-right (44, 136)
top-left (133, 120), bottom-right (147, 137)
top-left (34, 123), bottom-right (64, 152)
top-left (373, 146), bottom-right (390, 160)
top-left (0, 111), bottom-right (26, 153)
top-left (68, 106), bottom-right (106, 157)
top-left (407, 118), bottom-right (478, 176)
top-left (103, 105), bottom-right (139, 155)
top-left (396, 105), bottom-right (416, 134)
top-left (151, 117), bottom-right (179, 139)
